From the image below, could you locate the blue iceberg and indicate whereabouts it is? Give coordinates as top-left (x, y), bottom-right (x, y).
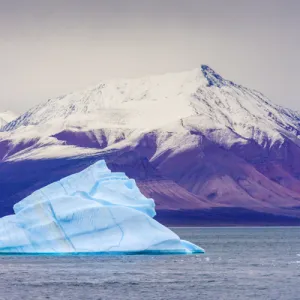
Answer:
top-left (0, 160), bottom-right (204, 254)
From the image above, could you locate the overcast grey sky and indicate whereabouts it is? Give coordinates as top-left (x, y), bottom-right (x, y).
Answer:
top-left (0, 0), bottom-right (299, 113)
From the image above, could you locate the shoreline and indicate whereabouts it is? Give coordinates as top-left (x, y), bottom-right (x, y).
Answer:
top-left (155, 208), bottom-right (300, 227)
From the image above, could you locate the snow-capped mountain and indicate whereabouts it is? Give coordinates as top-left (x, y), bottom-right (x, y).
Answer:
top-left (2, 65), bottom-right (300, 157)
top-left (0, 110), bottom-right (18, 128)
top-left (1, 65), bottom-right (300, 225)
top-left (2, 65), bottom-right (300, 142)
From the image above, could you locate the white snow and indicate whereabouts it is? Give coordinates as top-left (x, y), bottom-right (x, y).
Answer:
top-left (0, 111), bottom-right (18, 128)
top-left (1, 65), bottom-right (299, 161)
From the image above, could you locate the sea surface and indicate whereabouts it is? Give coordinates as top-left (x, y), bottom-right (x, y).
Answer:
top-left (0, 227), bottom-right (299, 300)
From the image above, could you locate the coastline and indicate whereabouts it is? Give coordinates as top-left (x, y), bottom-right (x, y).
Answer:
top-left (156, 208), bottom-right (300, 227)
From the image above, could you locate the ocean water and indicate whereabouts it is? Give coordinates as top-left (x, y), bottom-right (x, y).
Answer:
top-left (0, 227), bottom-right (299, 300)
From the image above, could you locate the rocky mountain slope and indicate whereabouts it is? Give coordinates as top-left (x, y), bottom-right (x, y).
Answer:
top-left (1, 65), bottom-right (300, 225)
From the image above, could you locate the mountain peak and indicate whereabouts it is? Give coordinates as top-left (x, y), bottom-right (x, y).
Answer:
top-left (201, 64), bottom-right (232, 87)
top-left (1, 65), bottom-right (297, 141)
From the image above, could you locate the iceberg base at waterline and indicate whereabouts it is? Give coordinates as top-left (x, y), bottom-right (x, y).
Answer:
top-left (0, 160), bottom-right (204, 255)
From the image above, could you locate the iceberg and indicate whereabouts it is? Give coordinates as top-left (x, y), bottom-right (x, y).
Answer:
top-left (0, 160), bottom-right (204, 254)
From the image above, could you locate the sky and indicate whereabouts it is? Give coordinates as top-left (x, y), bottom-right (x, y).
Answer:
top-left (0, 0), bottom-right (299, 113)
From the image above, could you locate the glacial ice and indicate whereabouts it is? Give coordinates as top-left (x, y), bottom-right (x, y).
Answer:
top-left (0, 160), bottom-right (204, 254)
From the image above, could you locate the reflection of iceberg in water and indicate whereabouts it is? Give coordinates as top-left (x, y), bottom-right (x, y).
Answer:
top-left (0, 160), bottom-right (204, 254)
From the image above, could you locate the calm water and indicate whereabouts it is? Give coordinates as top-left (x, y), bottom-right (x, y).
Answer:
top-left (0, 227), bottom-right (299, 300)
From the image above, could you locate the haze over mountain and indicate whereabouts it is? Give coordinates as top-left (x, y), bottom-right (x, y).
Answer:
top-left (1, 65), bottom-right (300, 225)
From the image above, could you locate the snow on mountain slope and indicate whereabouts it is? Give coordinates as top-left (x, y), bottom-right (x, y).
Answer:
top-left (1, 65), bottom-right (300, 223)
top-left (0, 111), bottom-right (18, 128)
top-left (2, 65), bottom-right (299, 154)
top-left (0, 64), bottom-right (298, 167)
